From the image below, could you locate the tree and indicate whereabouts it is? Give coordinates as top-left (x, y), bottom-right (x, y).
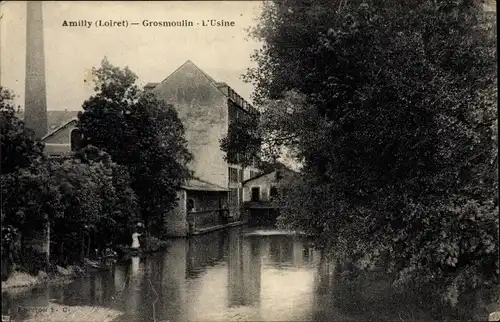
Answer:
top-left (1, 87), bottom-right (52, 272)
top-left (220, 114), bottom-right (262, 167)
top-left (1, 156), bottom-right (66, 272)
top-left (0, 87), bottom-right (44, 175)
top-left (49, 149), bottom-right (139, 262)
top-left (248, 0), bottom-right (498, 310)
top-left (256, 159), bottom-right (289, 173)
top-left (77, 58), bottom-right (192, 234)
top-left (1, 160), bottom-right (63, 231)
top-left (1, 87), bottom-right (141, 269)
top-left (1, 145), bottom-right (140, 265)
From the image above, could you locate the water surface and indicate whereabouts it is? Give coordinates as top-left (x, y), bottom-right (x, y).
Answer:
top-left (2, 226), bottom-right (462, 321)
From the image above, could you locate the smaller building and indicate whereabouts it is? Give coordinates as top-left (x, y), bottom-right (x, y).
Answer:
top-left (242, 168), bottom-right (299, 226)
top-left (41, 118), bottom-right (82, 158)
top-left (39, 117), bottom-right (245, 237)
top-left (242, 168), bottom-right (298, 204)
top-left (166, 178), bottom-right (234, 237)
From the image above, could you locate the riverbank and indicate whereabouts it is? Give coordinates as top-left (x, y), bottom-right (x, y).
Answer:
top-left (1, 265), bottom-right (83, 292)
top-left (325, 260), bottom-right (500, 322)
top-left (2, 236), bottom-right (171, 291)
top-left (3, 303), bottom-right (122, 322)
top-left (3, 225), bottom-right (495, 322)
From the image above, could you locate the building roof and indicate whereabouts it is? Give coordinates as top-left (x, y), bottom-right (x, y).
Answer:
top-left (16, 110), bottom-right (81, 132)
top-left (152, 60), bottom-right (218, 91)
top-left (146, 60), bottom-right (257, 114)
top-left (41, 118), bottom-right (78, 142)
top-left (180, 178), bottom-right (230, 192)
top-left (242, 168), bottom-right (299, 185)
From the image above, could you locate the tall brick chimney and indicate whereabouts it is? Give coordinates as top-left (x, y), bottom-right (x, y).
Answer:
top-left (24, 1), bottom-right (47, 139)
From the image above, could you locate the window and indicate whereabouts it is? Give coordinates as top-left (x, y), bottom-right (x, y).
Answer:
top-left (229, 167), bottom-right (238, 183)
top-left (229, 167), bottom-right (245, 183)
top-left (187, 199), bottom-right (195, 212)
top-left (251, 187), bottom-right (260, 202)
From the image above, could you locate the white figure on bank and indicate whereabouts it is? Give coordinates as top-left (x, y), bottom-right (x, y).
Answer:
top-left (131, 231), bottom-right (142, 250)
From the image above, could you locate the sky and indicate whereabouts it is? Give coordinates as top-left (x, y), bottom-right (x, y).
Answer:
top-left (0, 1), bottom-right (263, 111)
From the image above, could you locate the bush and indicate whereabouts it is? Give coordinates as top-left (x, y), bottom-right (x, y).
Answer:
top-left (143, 236), bottom-right (169, 253)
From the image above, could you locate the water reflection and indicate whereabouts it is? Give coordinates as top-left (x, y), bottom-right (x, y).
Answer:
top-left (125, 256), bottom-right (144, 315)
top-left (2, 227), bottom-right (327, 322)
top-left (227, 231), bottom-right (261, 307)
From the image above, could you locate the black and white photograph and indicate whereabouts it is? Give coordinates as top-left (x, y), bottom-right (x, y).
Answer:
top-left (0, 1), bottom-right (498, 321)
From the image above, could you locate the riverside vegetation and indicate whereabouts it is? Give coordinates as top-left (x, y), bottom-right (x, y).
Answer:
top-left (221, 0), bottom-right (499, 320)
top-left (1, 58), bottom-right (191, 285)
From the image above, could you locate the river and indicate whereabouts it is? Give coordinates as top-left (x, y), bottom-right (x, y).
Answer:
top-left (1, 226), bottom-right (483, 321)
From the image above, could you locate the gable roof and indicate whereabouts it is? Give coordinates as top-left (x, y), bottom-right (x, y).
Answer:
top-left (148, 60), bottom-right (257, 113)
top-left (180, 178), bottom-right (230, 192)
top-left (16, 110), bottom-right (81, 132)
top-left (41, 118), bottom-right (78, 142)
top-left (242, 167), bottom-right (299, 185)
top-left (154, 60), bottom-right (220, 92)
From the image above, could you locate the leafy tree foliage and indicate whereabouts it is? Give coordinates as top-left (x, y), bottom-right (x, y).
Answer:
top-left (0, 87), bottom-right (44, 175)
top-left (220, 114), bottom-right (262, 167)
top-left (1, 160), bottom-right (63, 230)
top-left (249, 0), bottom-right (498, 307)
top-left (1, 87), bottom-right (139, 268)
top-left (256, 159), bottom-right (289, 174)
top-left (50, 149), bottom-right (139, 262)
top-left (77, 58), bottom-right (192, 232)
top-left (1, 87), bottom-right (51, 234)
top-left (75, 146), bottom-right (139, 241)
top-left (1, 146), bottom-right (139, 265)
